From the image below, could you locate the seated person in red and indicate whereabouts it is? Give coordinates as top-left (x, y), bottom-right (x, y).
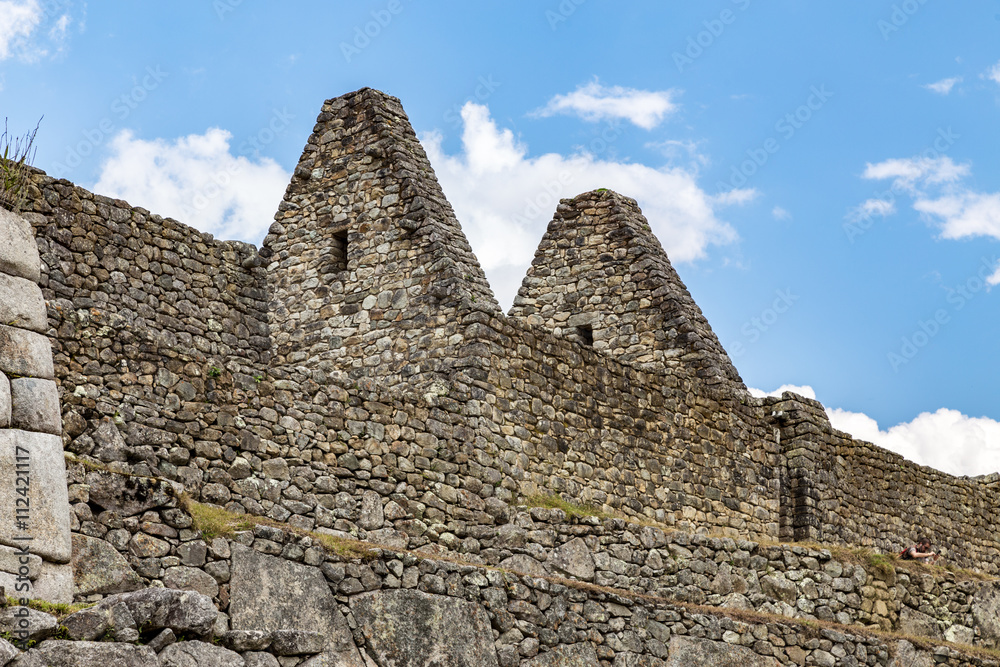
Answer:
top-left (901, 537), bottom-right (939, 563)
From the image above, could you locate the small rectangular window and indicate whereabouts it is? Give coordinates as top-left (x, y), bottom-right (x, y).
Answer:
top-left (331, 229), bottom-right (349, 271)
top-left (575, 323), bottom-right (594, 346)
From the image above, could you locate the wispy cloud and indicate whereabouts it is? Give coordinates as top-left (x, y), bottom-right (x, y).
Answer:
top-left (862, 156), bottom-right (969, 193)
top-left (855, 155), bottom-right (1000, 248)
top-left (985, 60), bottom-right (1000, 85)
top-left (772, 206), bottom-right (791, 221)
top-left (923, 76), bottom-right (961, 95)
top-left (424, 102), bottom-right (750, 309)
top-left (534, 80), bottom-right (679, 130)
top-left (847, 197), bottom-right (896, 222)
top-left (92, 128), bottom-right (290, 244)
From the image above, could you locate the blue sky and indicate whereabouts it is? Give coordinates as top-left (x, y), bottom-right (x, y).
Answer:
top-left (2, 1), bottom-right (999, 475)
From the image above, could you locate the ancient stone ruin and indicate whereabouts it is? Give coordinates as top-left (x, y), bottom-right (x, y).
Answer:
top-left (0, 86), bottom-right (998, 665)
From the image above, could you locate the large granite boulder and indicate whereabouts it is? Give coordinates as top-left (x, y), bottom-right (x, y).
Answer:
top-left (898, 606), bottom-right (942, 640)
top-left (159, 640), bottom-right (245, 667)
top-left (666, 636), bottom-right (779, 666)
top-left (229, 543), bottom-right (361, 665)
top-left (61, 588), bottom-right (217, 641)
top-left (888, 640), bottom-right (934, 667)
top-left (10, 640), bottom-right (158, 666)
top-left (72, 534), bottom-right (142, 596)
top-left (972, 582), bottom-right (1000, 642)
top-left (350, 589), bottom-right (499, 667)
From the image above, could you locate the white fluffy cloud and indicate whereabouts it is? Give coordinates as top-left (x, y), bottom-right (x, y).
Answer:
top-left (534, 81), bottom-right (679, 130)
top-left (0, 0), bottom-right (72, 61)
top-left (0, 0), bottom-right (40, 59)
top-left (93, 129), bottom-right (290, 244)
top-left (752, 385), bottom-right (1000, 477)
top-left (423, 102), bottom-right (751, 310)
top-left (923, 76), bottom-right (961, 95)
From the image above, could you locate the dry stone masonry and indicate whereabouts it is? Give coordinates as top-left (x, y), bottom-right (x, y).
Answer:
top-left (1, 86), bottom-right (999, 665)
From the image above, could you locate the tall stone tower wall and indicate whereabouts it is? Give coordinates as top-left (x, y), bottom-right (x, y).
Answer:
top-left (508, 190), bottom-right (742, 388)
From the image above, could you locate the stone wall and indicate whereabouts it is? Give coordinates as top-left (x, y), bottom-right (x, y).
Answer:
top-left (11, 86), bottom-right (1000, 604)
top-left (42, 462), bottom-right (1000, 666)
top-left (0, 206), bottom-right (72, 603)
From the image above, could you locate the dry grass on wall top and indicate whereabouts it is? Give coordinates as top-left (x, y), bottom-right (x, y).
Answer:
top-left (178, 495), bottom-right (379, 562)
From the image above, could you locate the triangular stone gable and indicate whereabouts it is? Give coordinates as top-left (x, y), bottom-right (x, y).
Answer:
top-left (509, 189), bottom-right (741, 385)
top-left (263, 88), bottom-right (499, 369)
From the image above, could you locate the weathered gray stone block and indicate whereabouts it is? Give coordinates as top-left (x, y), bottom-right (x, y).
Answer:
top-left (0, 430), bottom-right (72, 564)
top-left (358, 490), bottom-right (384, 530)
top-left (0, 325), bottom-right (53, 380)
top-left (0, 373), bottom-right (10, 428)
top-left (899, 605), bottom-right (942, 640)
top-left (61, 587), bottom-right (217, 641)
top-left (0, 638), bottom-right (16, 666)
top-left (159, 641), bottom-right (244, 667)
top-left (9, 378), bottom-right (60, 435)
top-left (546, 537), bottom-right (595, 581)
top-left (11, 640), bottom-right (158, 666)
top-left (86, 469), bottom-right (175, 516)
top-left (28, 562), bottom-right (72, 604)
top-left (0, 606), bottom-right (58, 642)
top-left (351, 589), bottom-right (499, 667)
top-left (0, 208), bottom-right (40, 282)
top-left (71, 534), bottom-right (142, 596)
top-left (888, 640), bottom-right (934, 667)
top-left (0, 273), bottom-right (46, 333)
top-left (500, 554), bottom-right (546, 578)
top-left (973, 582), bottom-right (1000, 642)
top-left (666, 636), bottom-right (779, 666)
top-left (0, 544), bottom-right (41, 579)
top-left (523, 643), bottom-right (599, 666)
top-left (230, 543), bottom-right (360, 662)
top-left (163, 565), bottom-right (219, 598)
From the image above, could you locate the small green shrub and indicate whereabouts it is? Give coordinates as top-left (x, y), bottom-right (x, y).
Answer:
top-left (0, 118), bottom-right (40, 213)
